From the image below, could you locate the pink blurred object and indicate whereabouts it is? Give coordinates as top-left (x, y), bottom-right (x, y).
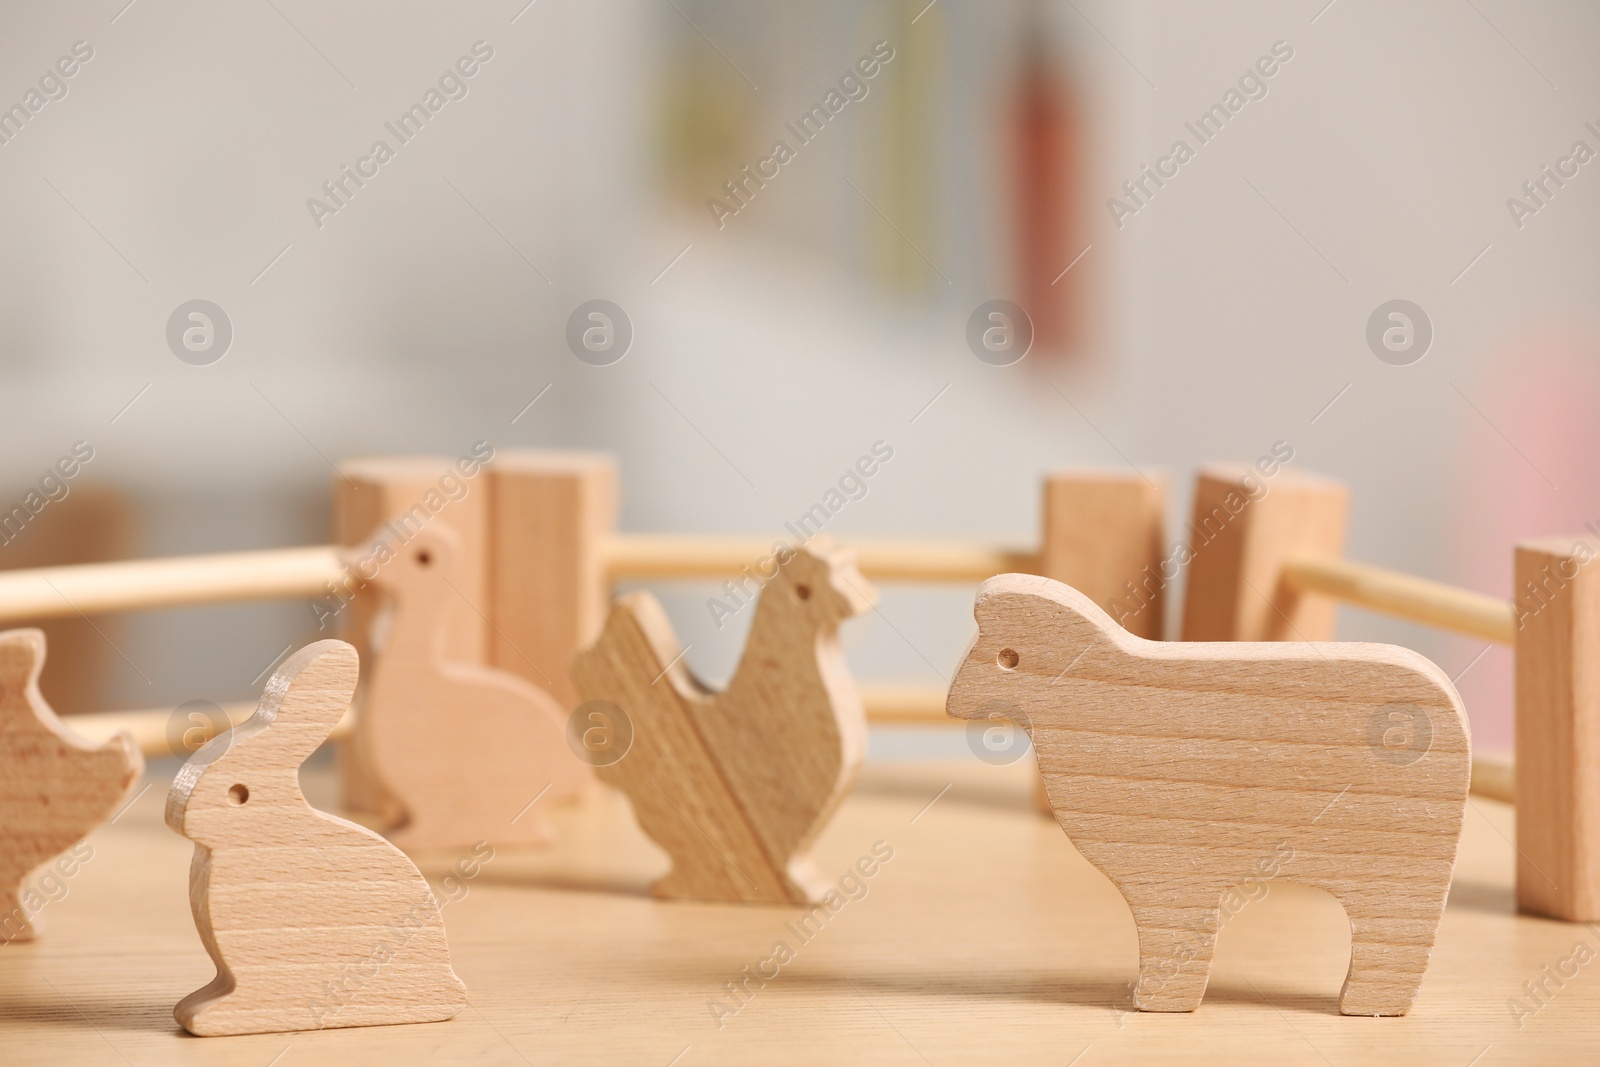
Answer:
top-left (1453, 331), bottom-right (1600, 752)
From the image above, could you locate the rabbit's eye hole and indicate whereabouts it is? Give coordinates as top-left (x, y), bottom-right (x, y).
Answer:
top-left (997, 648), bottom-right (1019, 670)
top-left (794, 583), bottom-right (812, 601)
top-left (416, 550), bottom-right (433, 567)
top-left (227, 784), bottom-right (249, 806)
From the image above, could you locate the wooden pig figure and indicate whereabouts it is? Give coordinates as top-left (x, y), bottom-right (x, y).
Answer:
top-left (0, 628), bottom-right (141, 942)
top-left (167, 640), bottom-right (467, 1036)
top-left (947, 574), bottom-right (1470, 1017)
top-left (354, 523), bottom-right (590, 851)
top-left (573, 537), bottom-right (873, 904)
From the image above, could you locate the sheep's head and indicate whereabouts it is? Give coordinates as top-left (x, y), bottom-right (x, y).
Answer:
top-left (946, 574), bottom-right (1115, 734)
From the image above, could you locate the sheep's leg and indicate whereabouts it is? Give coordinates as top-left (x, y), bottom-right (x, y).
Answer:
top-left (1336, 888), bottom-right (1446, 1016)
top-left (1127, 891), bottom-right (1223, 1012)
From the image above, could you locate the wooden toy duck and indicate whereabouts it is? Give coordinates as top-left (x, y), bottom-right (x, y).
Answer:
top-left (354, 523), bottom-right (590, 851)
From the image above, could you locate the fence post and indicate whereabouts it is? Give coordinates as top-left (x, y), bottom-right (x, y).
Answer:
top-left (1514, 535), bottom-right (1600, 921)
top-left (1181, 466), bottom-right (1349, 642)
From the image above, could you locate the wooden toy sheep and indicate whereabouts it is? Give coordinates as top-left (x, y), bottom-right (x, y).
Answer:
top-left (946, 574), bottom-right (1470, 1016)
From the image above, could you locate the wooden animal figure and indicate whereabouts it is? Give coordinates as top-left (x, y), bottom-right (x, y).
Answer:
top-left (0, 628), bottom-right (142, 942)
top-left (353, 523), bottom-right (590, 851)
top-left (167, 640), bottom-right (466, 1036)
top-left (572, 537), bottom-right (873, 904)
top-left (947, 574), bottom-right (1470, 1017)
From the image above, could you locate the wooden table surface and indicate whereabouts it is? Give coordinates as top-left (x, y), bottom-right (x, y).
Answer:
top-left (3, 755), bottom-right (1595, 1066)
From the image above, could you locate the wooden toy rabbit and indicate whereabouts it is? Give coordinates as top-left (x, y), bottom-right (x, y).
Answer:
top-left (352, 522), bottom-right (590, 851)
top-left (573, 537), bottom-right (873, 904)
top-left (947, 573), bottom-right (1470, 1017)
top-left (167, 639), bottom-right (467, 1036)
top-left (0, 628), bottom-right (142, 942)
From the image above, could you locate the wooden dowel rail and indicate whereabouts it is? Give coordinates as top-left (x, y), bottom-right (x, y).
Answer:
top-left (70, 687), bottom-right (1516, 805)
top-left (0, 537), bottom-right (1039, 626)
top-left (604, 536), bottom-right (1038, 582)
top-left (0, 540), bottom-right (1515, 648)
top-left (1281, 555), bottom-right (1517, 645)
top-left (0, 547), bottom-right (342, 624)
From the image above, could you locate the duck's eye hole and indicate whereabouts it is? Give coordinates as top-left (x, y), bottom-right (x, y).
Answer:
top-left (997, 648), bottom-right (1019, 670)
top-left (794, 583), bottom-right (812, 601)
top-left (227, 784), bottom-right (249, 806)
top-left (416, 550), bottom-right (432, 567)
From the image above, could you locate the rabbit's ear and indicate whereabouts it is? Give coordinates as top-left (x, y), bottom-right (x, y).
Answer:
top-left (252, 640), bottom-right (359, 763)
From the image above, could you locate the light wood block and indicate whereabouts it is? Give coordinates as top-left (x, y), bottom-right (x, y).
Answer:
top-left (333, 455), bottom-right (492, 814)
top-left (949, 574), bottom-right (1470, 1016)
top-left (1040, 469), bottom-right (1168, 641)
top-left (1182, 465), bottom-right (1349, 642)
top-left (166, 640), bottom-right (466, 1036)
top-left (1513, 536), bottom-right (1600, 921)
top-left (489, 451), bottom-right (617, 709)
top-left (354, 523), bottom-right (590, 851)
top-left (573, 539), bottom-right (872, 904)
top-left (0, 629), bottom-right (141, 942)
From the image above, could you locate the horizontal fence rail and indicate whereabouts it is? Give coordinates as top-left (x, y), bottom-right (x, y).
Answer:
top-left (1282, 555), bottom-right (1516, 645)
top-left (0, 537), bottom-right (1040, 626)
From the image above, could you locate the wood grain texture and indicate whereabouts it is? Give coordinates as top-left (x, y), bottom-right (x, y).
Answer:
top-left (0, 629), bottom-right (141, 942)
top-left (354, 524), bottom-right (590, 851)
top-left (1181, 466), bottom-right (1349, 642)
top-left (1038, 469), bottom-right (1168, 814)
top-left (4, 759), bottom-right (1593, 1065)
top-left (572, 538), bottom-right (872, 904)
top-left (949, 574), bottom-right (1470, 1016)
top-left (165, 640), bottom-right (466, 1036)
top-left (488, 451), bottom-right (617, 709)
top-left (334, 456), bottom-right (490, 815)
top-left (1513, 535), bottom-right (1600, 921)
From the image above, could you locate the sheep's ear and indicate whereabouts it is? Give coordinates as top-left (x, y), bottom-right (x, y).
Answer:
top-left (253, 641), bottom-right (358, 764)
top-left (973, 574), bottom-right (1055, 630)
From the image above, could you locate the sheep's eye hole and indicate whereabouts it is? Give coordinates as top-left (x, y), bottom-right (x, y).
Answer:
top-left (416, 550), bottom-right (432, 567)
top-left (227, 784), bottom-right (249, 806)
top-left (794, 583), bottom-right (812, 601)
top-left (997, 648), bottom-right (1019, 670)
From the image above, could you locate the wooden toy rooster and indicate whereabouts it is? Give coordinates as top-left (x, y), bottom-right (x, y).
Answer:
top-left (0, 628), bottom-right (142, 942)
top-left (573, 537), bottom-right (874, 904)
top-left (353, 523), bottom-right (590, 851)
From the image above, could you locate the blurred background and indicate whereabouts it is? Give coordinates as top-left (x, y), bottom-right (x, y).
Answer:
top-left (1, 0), bottom-right (1596, 757)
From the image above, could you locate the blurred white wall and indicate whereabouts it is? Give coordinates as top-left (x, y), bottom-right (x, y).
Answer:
top-left (0, 0), bottom-right (1594, 755)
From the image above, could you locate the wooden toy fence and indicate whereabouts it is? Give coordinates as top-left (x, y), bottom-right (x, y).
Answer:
top-left (5, 454), bottom-right (1593, 921)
